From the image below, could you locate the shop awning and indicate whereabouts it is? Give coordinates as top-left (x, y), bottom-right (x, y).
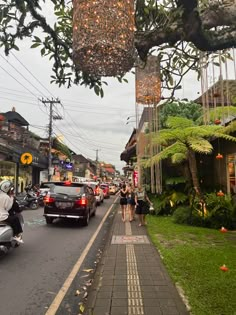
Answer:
top-left (120, 143), bottom-right (136, 163)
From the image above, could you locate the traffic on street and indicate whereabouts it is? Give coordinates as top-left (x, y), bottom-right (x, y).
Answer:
top-left (0, 195), bottom-right (117, 315)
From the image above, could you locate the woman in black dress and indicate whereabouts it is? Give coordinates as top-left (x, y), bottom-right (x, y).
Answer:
top-left (118, 184), bottom-right (128, 222)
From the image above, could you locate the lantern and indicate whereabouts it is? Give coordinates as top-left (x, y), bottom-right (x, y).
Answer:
top-left (220, 226), bottom-right (228, 233)
top-left (216, 153), bottom-right (223, 159)
top-left (214, 119), bottom-right (221, 125)
top-left (217, 190), bottom-right (225, 197)
top-left (136, 55), bottom-right (161, 105)
top-left (73, 0), bottom-right (135, 77)
top-left (220, 264), bottom-right (229, 272)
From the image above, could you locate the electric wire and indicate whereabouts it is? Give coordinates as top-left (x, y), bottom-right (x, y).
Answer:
top-left (0, 53), bottom-right (48, 99)
top-left (10, 51), bottom-right (57, 99)
top-left (53, 125), bottom-right (94, 158)
top-left (0, 53), bottom-right (129, 168)
top-left (0, 64), bottom-right (39, 98)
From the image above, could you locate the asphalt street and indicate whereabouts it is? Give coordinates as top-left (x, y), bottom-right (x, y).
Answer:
top-left (0, 196), bottom-right (117, 315)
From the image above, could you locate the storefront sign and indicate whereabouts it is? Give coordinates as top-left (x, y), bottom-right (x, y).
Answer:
top-left (20, 152), bottom-right (33, 165)
top-left (52, 158), bottom-right (60, 165)
top-left (133, 170), bottom-right (138, 187)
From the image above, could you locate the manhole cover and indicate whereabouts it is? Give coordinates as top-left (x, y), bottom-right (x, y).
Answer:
top-left (111, 235), bottom-right (150, 244)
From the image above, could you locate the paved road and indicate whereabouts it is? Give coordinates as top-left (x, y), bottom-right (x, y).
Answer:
top-left (0, 197), bottom-right (116, 315)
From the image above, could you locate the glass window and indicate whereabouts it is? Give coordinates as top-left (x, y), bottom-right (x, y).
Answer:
top-left (41, 182), bottom-right (84, 195)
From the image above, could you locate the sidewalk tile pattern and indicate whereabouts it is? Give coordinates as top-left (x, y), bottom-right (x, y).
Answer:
top-left (85, 210), bottom-right (189, 315)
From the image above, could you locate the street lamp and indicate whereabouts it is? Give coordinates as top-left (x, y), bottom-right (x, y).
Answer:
top-left (126, 120), bottom-right (135, 125)
top-left (127, 115), bottom-right (135, 121)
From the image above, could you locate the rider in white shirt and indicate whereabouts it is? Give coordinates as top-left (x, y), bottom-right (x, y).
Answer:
top-left (0, 180), bottom-right (23, 243)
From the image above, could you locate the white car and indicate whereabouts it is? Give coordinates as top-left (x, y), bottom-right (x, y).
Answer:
top-left (85, 182), bottom-right (104, 206)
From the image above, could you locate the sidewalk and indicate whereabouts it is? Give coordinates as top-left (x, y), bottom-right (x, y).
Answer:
top-left (84, 208), bottom-right (190, 315)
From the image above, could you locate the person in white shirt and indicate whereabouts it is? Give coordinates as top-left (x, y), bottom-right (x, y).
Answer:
top-left (0, 180), bottom-right (23, 243)
top-left (135, 184), bottom-right (152, 227)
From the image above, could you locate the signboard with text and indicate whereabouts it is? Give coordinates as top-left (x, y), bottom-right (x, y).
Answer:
top-left (133, 170), bottom-right (138, 187)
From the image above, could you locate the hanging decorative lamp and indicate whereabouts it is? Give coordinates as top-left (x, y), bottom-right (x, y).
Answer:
top-left (217, 190), bottom-right (225, 197)
top-left (216, 153), bottom-right (223, 159)
top-left (136, 55), bottom-right (162, 105)
top-left (214, 119), bottom-right (221, 125)
top-left (73, 0), bottom-right (135, 77)
top-left (220, 264), bottom-right (229, 272)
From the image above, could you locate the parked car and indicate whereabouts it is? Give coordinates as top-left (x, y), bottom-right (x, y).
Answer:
top-left (85, 182), bottom-right (104, 206)
top-left (100, 183), bottom-right (110, 199)
top-left (43, 181), bottom-right (97, 226)
top-left (39, 182), bottom-right (51, 206)
top-left (109, 184), bottom-right (118, 195)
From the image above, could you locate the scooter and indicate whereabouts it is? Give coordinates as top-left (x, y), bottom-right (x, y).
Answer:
top-left (16, 190), bottom-right (39, 210)
top-left (0, 212), bottom-right (24, 255)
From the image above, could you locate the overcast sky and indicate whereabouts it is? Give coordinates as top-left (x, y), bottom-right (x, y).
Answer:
top-left (0, 3), bottom-right (235, 172)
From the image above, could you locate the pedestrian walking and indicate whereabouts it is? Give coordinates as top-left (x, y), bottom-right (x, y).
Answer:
top-left (127, 183), bottom-right (136, 222)
top-left (135, 184), bottom-right (152, 227)
top-left (117, 184), bottom-right (128, 222)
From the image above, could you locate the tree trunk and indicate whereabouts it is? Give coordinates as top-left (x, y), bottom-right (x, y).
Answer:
top-left (188, 149), bottom-right (201, 195)
top-left (183, 161), bottom-right (192, 190)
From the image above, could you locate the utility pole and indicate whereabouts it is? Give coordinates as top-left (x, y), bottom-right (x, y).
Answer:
top-left (95, 149), bottom-right (101, 178)
top-left (40, 98), bottom-right (62, 181)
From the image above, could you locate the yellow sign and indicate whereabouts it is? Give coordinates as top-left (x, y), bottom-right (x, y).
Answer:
top-left (20, 152), bottom-right (33, 165)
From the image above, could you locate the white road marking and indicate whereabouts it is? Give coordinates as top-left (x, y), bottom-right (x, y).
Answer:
top-left (45, 201), bottom-right (117, 315)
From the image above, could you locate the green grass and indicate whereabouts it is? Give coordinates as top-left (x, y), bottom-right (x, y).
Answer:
top-left (146, 215), bottom-right (236, 315)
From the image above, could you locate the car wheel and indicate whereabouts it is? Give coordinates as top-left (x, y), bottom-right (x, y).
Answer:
top-left (45, 217), bottom-right (53, 224)
top-left (82, 211), bottom-right (90, 226)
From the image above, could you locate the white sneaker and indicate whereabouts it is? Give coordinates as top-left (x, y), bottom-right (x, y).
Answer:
top-left (13, 236), bottom-right (24, 244)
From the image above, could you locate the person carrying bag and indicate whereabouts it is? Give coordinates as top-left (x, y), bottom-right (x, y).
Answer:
top-left (135, 184), bottom-right (152, 226)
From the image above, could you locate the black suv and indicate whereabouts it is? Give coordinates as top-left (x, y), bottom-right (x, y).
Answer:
top-left (43, 181), bottom-right (96, 226)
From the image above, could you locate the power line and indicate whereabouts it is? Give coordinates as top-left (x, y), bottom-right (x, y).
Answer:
top-left (0, 64), bottom-right (39, 98)
top-left (10, 51), bottom-right (56, 98)
top-left (0, 53), bottom-right (48, 98)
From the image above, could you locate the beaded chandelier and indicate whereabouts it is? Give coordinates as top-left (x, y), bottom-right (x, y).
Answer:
top-left (136, 55), bottom-right (161, 104)
top-left (73, 0), bottom-right (135, 77)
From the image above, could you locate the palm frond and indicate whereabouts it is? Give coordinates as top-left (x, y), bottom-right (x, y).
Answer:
top-left (171, 152), bottom-right (186, 163)
top-left (187, 137), bottom-right (213, 154)
top-left (214, 132), bottom-right (236, 142)
top-left (166, 116), bottom-right (194, 129)
top-left (221, 120), bottom-right (236, 134)
top-left (150, 130), bottom-right (176, 145)
top-left (143, 142), bottom-right (187, 168)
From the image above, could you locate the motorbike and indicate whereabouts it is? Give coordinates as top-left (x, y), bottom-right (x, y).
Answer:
top-left (16, 188), bottom-right (39, 210)
top-left (0, 204), bottom-right (24, 255)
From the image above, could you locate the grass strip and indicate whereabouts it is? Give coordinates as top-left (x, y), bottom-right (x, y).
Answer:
top-left (147, 215), bottom-right (236, 315)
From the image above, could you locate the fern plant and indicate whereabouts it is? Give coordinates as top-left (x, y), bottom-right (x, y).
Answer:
top-left (143, 116), bottom-right (236, 195)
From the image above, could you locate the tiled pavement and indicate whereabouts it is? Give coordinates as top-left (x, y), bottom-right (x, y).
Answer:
top-left (84, 208), bottom-right (190, 315)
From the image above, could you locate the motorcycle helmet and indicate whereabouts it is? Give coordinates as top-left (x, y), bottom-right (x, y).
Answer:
top-left (0, 180), bottom-right (14, 194)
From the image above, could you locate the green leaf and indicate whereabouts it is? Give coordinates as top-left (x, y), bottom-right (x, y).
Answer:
top-left (31, 43), bottom-right (41, 48)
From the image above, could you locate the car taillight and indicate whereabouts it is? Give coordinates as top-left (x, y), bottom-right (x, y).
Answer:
top-left (75, 196), bottom-right (87, 206)
top-left (94, 188), bottom-right (99, 196)
top-left (44, 196), bottom-right (55, 203)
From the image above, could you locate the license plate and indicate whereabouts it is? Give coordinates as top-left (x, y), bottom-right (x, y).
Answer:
top-left (56, 202), bottom-right (73, 209)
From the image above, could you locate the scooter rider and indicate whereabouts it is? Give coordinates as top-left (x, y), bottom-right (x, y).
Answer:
top-left (0, 180), bottom-right (23, 243)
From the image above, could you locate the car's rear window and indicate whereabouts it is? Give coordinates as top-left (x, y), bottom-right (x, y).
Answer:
top-left (41, 182), bottom-right (84, 195)
top-left (101, 184), bottom-right (108, 188)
